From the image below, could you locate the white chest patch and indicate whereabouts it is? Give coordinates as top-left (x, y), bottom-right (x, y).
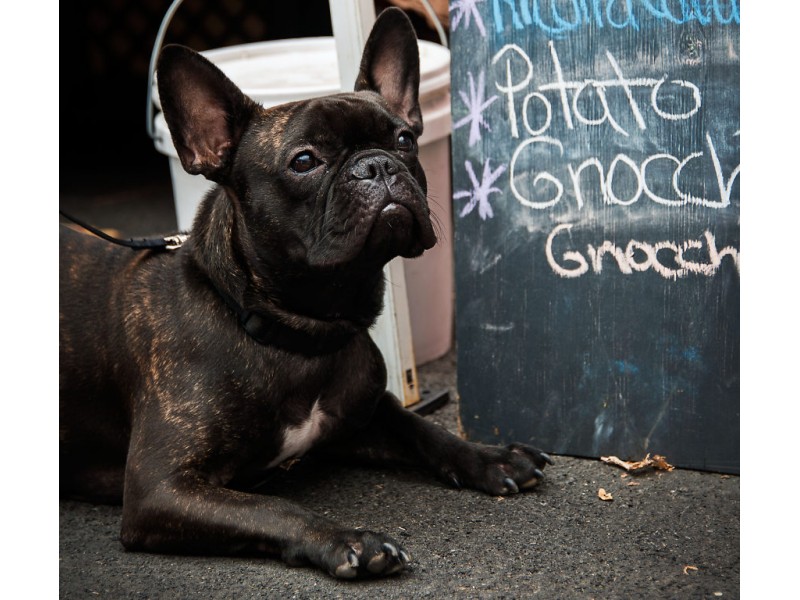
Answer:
top-left (268, 399), bottom-right (327, 468)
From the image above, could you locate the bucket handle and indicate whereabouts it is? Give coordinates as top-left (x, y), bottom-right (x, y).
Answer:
top-left (146, 0), bottom-right (185, 140)
top-left (145, 0), bottom-right (447, 140)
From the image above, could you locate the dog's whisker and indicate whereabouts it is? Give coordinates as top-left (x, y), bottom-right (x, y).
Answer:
top-left (424, 196), bottom-right (448, 245)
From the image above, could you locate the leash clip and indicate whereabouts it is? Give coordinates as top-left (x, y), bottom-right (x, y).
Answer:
top-left (164, 233), bottom-right (189, 250)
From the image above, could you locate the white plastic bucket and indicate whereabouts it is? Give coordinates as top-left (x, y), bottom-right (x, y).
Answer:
top-left (151, 37), bottom-right (453, 365)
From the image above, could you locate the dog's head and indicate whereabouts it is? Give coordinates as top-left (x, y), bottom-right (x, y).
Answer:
top-left (156, 8), bottom-right (436, 277)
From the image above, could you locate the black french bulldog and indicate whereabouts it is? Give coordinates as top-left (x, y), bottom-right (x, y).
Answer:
top-left (60, 8), bottom-right (551, 579)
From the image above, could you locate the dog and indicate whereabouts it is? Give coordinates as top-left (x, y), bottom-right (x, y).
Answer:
top-left (59, 8), bottom-right (552, 579)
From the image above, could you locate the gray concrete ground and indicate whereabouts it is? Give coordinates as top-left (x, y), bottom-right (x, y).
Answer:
top-left (59, 182), bottom-right (739, 598)
top-left (59, 351), bottom-right (739, 599)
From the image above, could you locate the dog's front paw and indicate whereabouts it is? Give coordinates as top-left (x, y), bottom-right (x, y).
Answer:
top-left (445, 442), bottom-right (554, 496)
top-left (288, 529), bottom-right (411, 579)
top-left (328, 530), bottom-right (411, 579)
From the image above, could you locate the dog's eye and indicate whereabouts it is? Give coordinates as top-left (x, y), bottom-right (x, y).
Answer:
top-left (396, 131), bottom-right (415, 152)
top-left (290, 152), bottom-right (319, 173)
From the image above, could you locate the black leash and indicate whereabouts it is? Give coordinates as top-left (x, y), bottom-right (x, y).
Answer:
top-left (60, 210), bottom-right (189, 251)
top-left (60, 209), bottom-right (352, 354)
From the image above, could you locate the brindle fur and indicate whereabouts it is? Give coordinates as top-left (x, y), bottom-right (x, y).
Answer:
top-left (60, 8), bottom-right (551, 579)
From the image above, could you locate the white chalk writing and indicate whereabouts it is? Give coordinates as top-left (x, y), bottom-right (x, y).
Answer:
top-left (493, 41), bottom-right (703, 139)
top-left (508, 132), bottom-right (740, 210)
top-left (451, 17), bottom-right (739, 280)
top-left (545, 223), bottom-right (740, 280)
top-left (484, 41), bottom-right (740, 213)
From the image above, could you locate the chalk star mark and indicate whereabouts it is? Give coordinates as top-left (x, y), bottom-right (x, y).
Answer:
top-left (454, 158), bottom-right (507, 220)
top-left (453, 69), bottom-right (498, 147)
top-left (450, 0), bottom-right (487, 37)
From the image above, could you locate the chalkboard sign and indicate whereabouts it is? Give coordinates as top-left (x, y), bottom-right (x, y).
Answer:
top-left (451, 1), bottom-right (740, 473)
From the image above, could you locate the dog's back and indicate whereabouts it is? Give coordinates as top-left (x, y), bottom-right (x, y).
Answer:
top-left (60, 226), bottom-right (177, 502)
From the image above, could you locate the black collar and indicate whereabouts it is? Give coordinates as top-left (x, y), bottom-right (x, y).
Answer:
top-left (209, 279), bottom-right (357, 356)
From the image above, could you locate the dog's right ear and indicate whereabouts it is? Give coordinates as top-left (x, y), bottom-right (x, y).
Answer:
top-left (156, 45), bottom-right (257, 182)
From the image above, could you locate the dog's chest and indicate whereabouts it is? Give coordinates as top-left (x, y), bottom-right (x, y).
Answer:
top-left (267, 399), bottom-right (328, 468)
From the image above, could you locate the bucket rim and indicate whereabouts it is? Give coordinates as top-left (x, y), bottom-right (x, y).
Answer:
top-left (151, 37), bottom-right (450, 111)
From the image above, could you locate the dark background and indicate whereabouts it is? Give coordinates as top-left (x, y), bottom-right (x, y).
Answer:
top-left (60, 0), bottom-right (335, 196)
top-left (59, 0), bottom-right (441, 198)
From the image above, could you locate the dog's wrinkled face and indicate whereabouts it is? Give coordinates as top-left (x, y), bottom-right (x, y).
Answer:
top-left (157, 9), bottom-right (436, 275)
top-left (236, 91), bottom-right (436, 269)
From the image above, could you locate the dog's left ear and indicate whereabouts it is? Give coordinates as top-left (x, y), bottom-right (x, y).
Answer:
top-left (156, 44), bottom-right (258, 182)
top-left (355, 7), bottom-right (422, 134)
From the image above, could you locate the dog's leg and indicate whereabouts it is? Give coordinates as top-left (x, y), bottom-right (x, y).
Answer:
top-left (326, 393), bottom-right (553, 495)
top-left (119, 416), bottom-right (410, 579)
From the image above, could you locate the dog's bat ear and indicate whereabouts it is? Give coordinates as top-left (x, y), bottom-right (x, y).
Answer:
top-left (156, 45), bottom-right (257, 181)
top-left (355, 7), bottom-right (422, 134)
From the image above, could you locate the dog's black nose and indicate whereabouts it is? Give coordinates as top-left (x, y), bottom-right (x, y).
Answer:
top-left (350, 155), bottom-right (398, 181)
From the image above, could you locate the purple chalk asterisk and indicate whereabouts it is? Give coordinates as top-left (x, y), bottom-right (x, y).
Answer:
top-left (449, 0), bottom-right (487, 37)
top-left (453, 158), bottom-right (507, 220)
top-left (453, 69), bottom-right (498, 147)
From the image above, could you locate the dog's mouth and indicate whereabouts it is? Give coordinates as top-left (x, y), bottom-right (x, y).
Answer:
top-left (366, 200), bottom-right (435, 255)
top-left (307, 163), bottom-right (437, 269)
top-left (380, 201), bottom-right (411, 223)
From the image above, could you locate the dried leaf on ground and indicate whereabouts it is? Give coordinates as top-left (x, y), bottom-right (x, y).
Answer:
top-left (598, 488), bottom-right (613, 501)
top-left (600, 453), bottom-right (675, 473)
top-left (683, 565), bottom-right (699, 575)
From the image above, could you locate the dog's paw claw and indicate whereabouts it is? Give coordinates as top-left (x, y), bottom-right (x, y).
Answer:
top-left (334, 551), bottom-right (360, 579)
top-left (387, 547), bottom-right (411, 575)
top-left (367, 547), bottom-right (389, 573)
top-left (520, 469), bottom-right (546, 490)
top-left (367, 541), bottom-right (406, 574)
top-left (332, 548), bottom-right (362, 578)
top-left (347, 549), bottom-right (360, 568)
top-left (502, 477), bottom-right (519, 494)
top-left (448, 473), bottom-right (462, 489)
top-left (444, 441), bottom-right (553, 496)
top-left (382, 542), bottom-right (399, 558)
top-left (327, 532), bottom-right (410, 579)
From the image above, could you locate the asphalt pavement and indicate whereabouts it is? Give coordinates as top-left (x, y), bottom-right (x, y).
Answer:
top-left (59, 349), bottom-right (740, 599)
